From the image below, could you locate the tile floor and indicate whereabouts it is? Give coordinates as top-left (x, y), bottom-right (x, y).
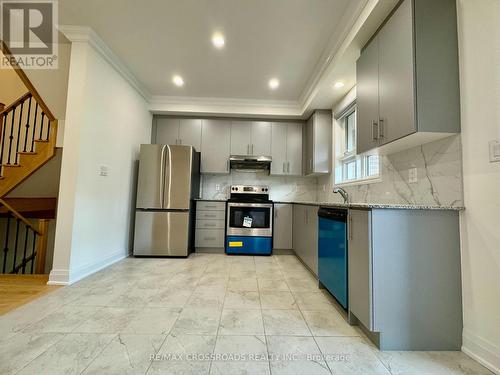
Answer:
top-left (0, 253), bottom-right (493, 375)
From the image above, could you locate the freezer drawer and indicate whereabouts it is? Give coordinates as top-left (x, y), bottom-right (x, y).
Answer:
top-left (134, 211), bottom-right (190, 256)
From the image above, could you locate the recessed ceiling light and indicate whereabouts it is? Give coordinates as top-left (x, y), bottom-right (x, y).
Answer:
top-left (269, 78), bottom-right (280, 90)
top-left (334, 81), bottom-right (345, 89)
top-left (212, 32), bottom-right (225, 49)
top-left (172, 75), bottom-right (184, 87)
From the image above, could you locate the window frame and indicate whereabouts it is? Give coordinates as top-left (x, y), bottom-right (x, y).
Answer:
top-left (334, 105), bottom-right (381, 186)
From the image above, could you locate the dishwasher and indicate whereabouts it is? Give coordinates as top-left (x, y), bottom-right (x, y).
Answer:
top-left (318, 207), bottom-right (348, 309)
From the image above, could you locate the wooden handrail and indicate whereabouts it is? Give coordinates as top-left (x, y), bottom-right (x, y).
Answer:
top-left (0, 198), bottom-right (41, 235)
top-left (0, 41), bottom-right (56, 121)
top-left (0, 92), bottom-right (32, 115)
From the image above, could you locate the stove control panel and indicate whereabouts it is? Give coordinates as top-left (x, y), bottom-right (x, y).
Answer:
top-left (230, 185), bottom-right (269, 194)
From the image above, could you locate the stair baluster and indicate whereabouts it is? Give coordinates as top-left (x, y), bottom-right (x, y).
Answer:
top-left (30, 102), bottom-right (38, 153)
top-left (7, 107), bottom-right (16, 165)
top-left (23, 96), bottom-right (32, 152)
top-left (2, 212), bottom-right (11, 273)
top-left (15, 101), bottom-right (24, 164)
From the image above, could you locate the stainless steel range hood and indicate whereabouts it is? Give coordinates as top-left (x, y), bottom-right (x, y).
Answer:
top-left (229, 155), bottom-right (272, 171)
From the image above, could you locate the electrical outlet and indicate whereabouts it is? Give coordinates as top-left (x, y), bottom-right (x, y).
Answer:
top-left (98, 165), bottom-right (109, 177)
top-left (408, 167), bottom-right (418, 183)
top-left (215, 184), bottom-right (221, 192)
top-left (489, 139), bottom-right (500, 162)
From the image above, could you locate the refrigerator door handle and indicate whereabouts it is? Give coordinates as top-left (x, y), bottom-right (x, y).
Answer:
top-left (159, 145), bottom-right (167, 208)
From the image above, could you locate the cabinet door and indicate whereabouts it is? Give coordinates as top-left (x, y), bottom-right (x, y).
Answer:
top-left (305, 205), bottom-right (319, 276)
top-left (270, 122), bottom-right (287, 175)
top-left (230, 121), bottom-right (251, 155)
top-left (179, 119), bottom-right (202, 150)
top-left (378, 0), bottom-right (415, 144)
top-left (286, 123), bottom-right (303, 175)
top-left (274, 204), bottom-right (292, 249)
top-left (201, 119), bottom-right (231, 173)
top-left (293, 205), bottom-right (305, 260)
top-left (251, 121), bottom-right (272, 155)
top-left (312, 112), bottom-right (331, 174)
top-left (156, 118), bottom-right (179, 145)
top-left (356, 38), bottom-right (380, 154)
top-left (305, 116), bottom-right (314, 175)
top-left (348, 209), bottom-right (373, 330)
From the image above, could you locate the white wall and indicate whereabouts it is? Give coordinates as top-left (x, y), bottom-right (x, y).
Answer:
top-left (457, 1), bottom-right (500, 373)
top-left (49, 39), bottom-right (151, 285)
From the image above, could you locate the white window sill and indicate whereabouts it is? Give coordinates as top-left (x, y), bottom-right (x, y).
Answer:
top-left (334, 176), bottom-right (382, 188)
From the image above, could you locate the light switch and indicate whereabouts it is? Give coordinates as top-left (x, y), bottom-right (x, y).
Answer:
top-left (215, 184), bottom-right (220, 192)
top-left (98, 165), bottom-right (109, 177)
top-left (408, 167), bottom-right (418, 183)
top-left (489, 140), bottom-right (500, 162)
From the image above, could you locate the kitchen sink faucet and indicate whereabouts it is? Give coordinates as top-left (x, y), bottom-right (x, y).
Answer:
top-left (333, 187), bottom-right (349, 204)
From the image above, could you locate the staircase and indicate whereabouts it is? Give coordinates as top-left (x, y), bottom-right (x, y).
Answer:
top-left (0, 41), bottom-right (58, 275)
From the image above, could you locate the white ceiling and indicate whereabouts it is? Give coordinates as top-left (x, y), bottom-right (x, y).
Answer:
top-left (59, 0), bottom-right (367, 105)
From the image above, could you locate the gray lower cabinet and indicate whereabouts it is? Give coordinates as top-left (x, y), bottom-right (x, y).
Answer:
top-left (195, 201), bottom-right (225, 249)
top-left (292, 204), bottom-right (318, 276)
top-left (347, 208), bottom-right (463, 350)
top-left (356, 0), bottom-right (460, 154)
top-left (273, 203), bottom-right (292, 249)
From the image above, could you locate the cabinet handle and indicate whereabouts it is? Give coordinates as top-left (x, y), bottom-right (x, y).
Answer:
top-left (247, 144), bottom-right (250, 154)
top-left (287, 162), bottom-right (290, 173)
top-left (227, 159), bottom-right (230, 172)
top-left (372, 121), bottom-right (379, 141)
top-left (205, 214), bottom-right (216, 218)
top-left (282, 162), bottom-right (285, 173)
top-left (204, 237), bottom-right (216, 241)
top-left (179, 139), bottom-right (183, 145)
top-left (251, 144), bottom-right (254, 154)
top-left (378, 119), bottom-right (384, 139)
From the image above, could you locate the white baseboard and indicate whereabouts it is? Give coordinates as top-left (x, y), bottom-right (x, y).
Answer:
top-left (462, 329), bottom-right (500, 374)
top-left (68, 250), bottom-right (128, 284)
top-left (47, 268), bottom-right (70, 285)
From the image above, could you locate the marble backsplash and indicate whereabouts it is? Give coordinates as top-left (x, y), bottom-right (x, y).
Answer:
top-left (200, 136), bottom-right (463, 207)
top-left (201, 171), bottom-right (318, 202)
top-left (318, 135), bottom-right (464, 207)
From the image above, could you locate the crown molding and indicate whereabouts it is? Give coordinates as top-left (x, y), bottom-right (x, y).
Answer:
top-left (149, 95), bottom-right (304, 119)
top-left (57, 25), bottom-right (151, 101)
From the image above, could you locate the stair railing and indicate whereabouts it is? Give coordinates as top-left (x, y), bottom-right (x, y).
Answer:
top-left (0, 198), bottom-right (49, 274)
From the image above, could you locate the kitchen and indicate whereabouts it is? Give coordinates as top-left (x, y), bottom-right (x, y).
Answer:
top-left (0, 0), bottom-right (497, 374)
top-left (131, 0), bottom-right (470, 368)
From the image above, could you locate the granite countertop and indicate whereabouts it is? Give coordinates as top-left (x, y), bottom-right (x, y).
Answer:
top-left (274, 201), bottom-right (465, 211)
top-left (195, 198), bottom-right (464, 211)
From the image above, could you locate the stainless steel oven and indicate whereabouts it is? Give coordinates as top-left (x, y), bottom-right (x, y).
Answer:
top-left (225, 185), bottom-right (273, 255)
top-left (226, 202), bottom-right (273, 237)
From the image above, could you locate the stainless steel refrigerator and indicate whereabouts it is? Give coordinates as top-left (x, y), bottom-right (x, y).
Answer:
top-left (133, 144), bottom-right (200, 256)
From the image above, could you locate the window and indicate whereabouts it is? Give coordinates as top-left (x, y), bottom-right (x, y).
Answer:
top-left (334, 106), bottom-right (380, 184)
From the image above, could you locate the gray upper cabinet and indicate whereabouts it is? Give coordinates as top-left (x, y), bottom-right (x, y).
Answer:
top-left (304, 111), bottom-right (332, 176)
top-left (356, 39), bottom-right (381, 154)
top-left (251, 122), bottom-right (272, 155)
top-left (155, 118), bottom-right (202, 150)
top-left (178, 119), bottom-right (202, 150)
top-left (230, 121), bottom-right (252, 155)
top-left (356, 0), bottom-right (460, 155)
top-left (201, 119), bottom-right (231, 174)
top-left (230, 121), bottom-right (271, 156)
top-left (156, 118), bottom-right (179, 145)
top-left (271, 122), bottom-right (303, 176)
